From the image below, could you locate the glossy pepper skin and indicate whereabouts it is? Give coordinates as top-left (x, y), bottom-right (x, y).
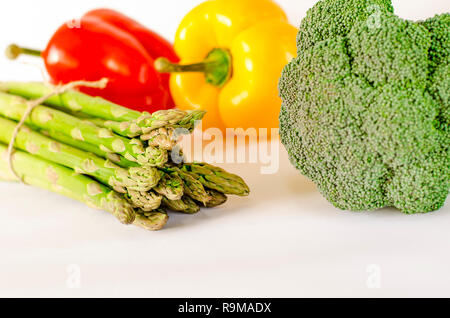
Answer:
top-left (156, 0), bottom-right (297, 130)
top-left (8, 9), bottom-right (178, 112)
top-left (83, 9), bottom-right (179, 107)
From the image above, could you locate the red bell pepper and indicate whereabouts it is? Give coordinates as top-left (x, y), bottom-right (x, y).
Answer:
top-left (84, 9), bottom-right (179, 107)
top-left (6, 9), bottom-right (178, 112)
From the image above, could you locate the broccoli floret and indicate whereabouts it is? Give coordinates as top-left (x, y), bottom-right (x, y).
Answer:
top-left (279, 0), bottom-right (449, 213)
top-left (421, 14), bottom-right (450, 133)
top-left (430, 63), bottom-right (450, 132)
top-left (296, 0), bottom-right (394, 53)
top-left (420, 14), bottom-right (450, 74)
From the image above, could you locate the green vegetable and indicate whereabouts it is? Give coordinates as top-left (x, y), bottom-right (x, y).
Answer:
top-left (162, 188), bottom-right (231, 214)
top-left (0, 92), bottom-right (168, 166)
top-left (140, 127), bottom-right (177, 150)
top-left (39, 128), bottom-right (138, 168)
top-left (134, 209), bottom-right (169, 231)
top-left (163, 196), bottom-right (200, 214)
top-left (0, 117), bottom-right (164, 212)
top-left (0, 81), bottom-right (206, 133)
top-left (154, 171), bottom-right (184, 201)
top-left (0, 81), bottom-right (250, 230)
top-left (279, 0), bottom-right (449, 214)
top-left (82, 117), bottom-right (144, 138)
top-left (181, 163), bottom-right (250, 196)
top-left (171, 167), bottom-right (212, 205)
top-left (82, 118), bottom-right (177, 150)
top-left (204, 189), bottom-right (228, 208)
top-left (0, 117), bottom-right (160, 191)
top-left (0, 143), bottom-right (136, 225)
top-left (0, 141), bottom-right (168, 231)
top-left (128, 191), bottom-right (163, 212)
top-left (0, 81), bottom-right (141, 122)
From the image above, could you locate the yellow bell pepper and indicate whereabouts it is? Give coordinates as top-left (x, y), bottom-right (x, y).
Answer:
top-left (155, 0), bottom-right (297, 131)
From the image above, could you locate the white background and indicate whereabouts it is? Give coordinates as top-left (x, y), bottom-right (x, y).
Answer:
top-left (0, 0), bottom-right (449, 298)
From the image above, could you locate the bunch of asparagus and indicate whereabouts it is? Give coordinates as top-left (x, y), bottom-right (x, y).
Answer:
top-left (0, 82), bottom-right (249, 231)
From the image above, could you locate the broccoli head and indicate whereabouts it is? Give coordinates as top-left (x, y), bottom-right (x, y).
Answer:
top-left (279, 0), bottom-right (449, 213)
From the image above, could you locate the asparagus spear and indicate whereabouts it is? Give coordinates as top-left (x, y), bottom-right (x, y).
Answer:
top-left (0, 116), bottom-right (160, 190)
top-left (204, 189), bottom-right (228, 208)
top-left (39, 130), bottom-right (222, 212)
top-left (0, 81), bottom-right (141, 121)
top-left (134, 209), bottom-right (168, 231)
top-left (0, 92), bottom-right (168, 167)
top-left (137, 109), bottom-right (206, 133)
top-left (155, 168), bottom-right (231, 207)
top-left (154, 172), bottom-right (184, 201)
top-left (87, 109), bottom-right (205, 135)
top-left (0, 143), bottom-right (136, 225)
top-left (39, 129), bottom-right (138, 168)
top-left (87, 118), bottom-right (178, 150)
top-left (140, 127), bottom-right (177, 150)
top-left (127, 190), bottom-right (163, 212)
top-left (0, 116), bottom-right (164, 211)
top-left (181, 163), bottom-right (250, 196)
top-left (172, 168), bottom-right (212, 205)
top-left (0, 81), bottom-right (205, 132)
top-left (163, 196), bottom-right (200, 214)
top-left (162, 189), bottom-right (228, 213)
top-left (84, 117), bottom-right (143, 138)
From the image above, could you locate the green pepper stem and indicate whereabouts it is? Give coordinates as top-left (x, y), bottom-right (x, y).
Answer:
top-left (155, 58), bottom-right (212, 73)
top-left (154, 48), bottom-right (232, 88)
top-left (5, 44), bottom-right (42, 60)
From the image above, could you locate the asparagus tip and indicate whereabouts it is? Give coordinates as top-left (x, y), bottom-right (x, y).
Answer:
top-left (134, 211), bottom-right (169, 231)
